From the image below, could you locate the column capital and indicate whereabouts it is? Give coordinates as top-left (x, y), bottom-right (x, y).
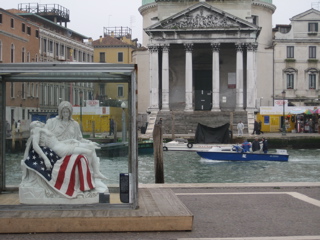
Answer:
top-left (161, 44), bottom-right (170, 52)
top-left (184, 43), bottom-right (193, 52)
top-left (211, 43), bottom-right (220, 52)
top-left (235, 43), bottom-right (244, 52)
top-left (147, 44), bottom-right (159, 53)
top-left (246, 42), bottom-right (258, 52)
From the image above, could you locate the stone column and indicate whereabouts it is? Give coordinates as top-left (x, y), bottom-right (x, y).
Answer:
top-left (148, 45), bottom-right (159, 111)
top-left (236, 43), bottom-right (244, 111)
top-left (161, 44), bottom-right (170, 111)
top-left (184, 43), bottom-right (193, 112)
top-left (211, 43), bottom-right (221, 112)
top-left (0, 78), bottom-right (4, 191)
top-left (246, 43), bottom-right (258, 110)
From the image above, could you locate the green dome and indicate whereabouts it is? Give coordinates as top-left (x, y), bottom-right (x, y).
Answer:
top-left (142, 0), bottom-right (155, 5)
top-left (141, 0), bottom-right (272, 6)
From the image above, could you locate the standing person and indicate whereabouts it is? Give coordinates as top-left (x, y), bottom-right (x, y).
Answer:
top-left (258, 120), bottom-right (264, 134)
top-left (309, 119), bottom-right (313, 133)
top-left (16, 120), bottom-right (21, 133)
top-left (252, 137), bottom-right (260, 152)
top-left (261, 137), bottom-right (268, 154)
top-left (318, 117), bottom-right (320, 134)
top-left (109, 117), bottom-right (114, 136)
top-left (252, 120), bottom-right (259, 135)
top-left (237, 120), bottom-right (244, 137)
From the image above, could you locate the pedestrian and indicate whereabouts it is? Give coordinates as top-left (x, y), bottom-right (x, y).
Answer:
top-left (309, 119), bottom-right (313, 133)
top-left (252, 137), bottom-right (260, 152)
top-left (16, 120), bottom-right (21, 133)
top-left (261, 137), bottom-right (268, 154)
top-left (237, 120), bottom-right (244, 137)
top-left (109, 117), bottom-right (114, 136)
top-left (258, 120), bottom-right (264, 134)
top-left (252, 120), bottom-right (259, 135)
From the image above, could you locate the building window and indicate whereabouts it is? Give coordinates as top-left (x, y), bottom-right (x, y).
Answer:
top-left (35, 29), bottom-right (39, 38)
top-left (11, 18), bottom-right (14, 28)
top-left (286, 74), bottom-right (294, 89)
top-left (287, 46), bottom-right (294, 58)
top-left (22, 48), bottom-right (25, 63)
top-left (99, 52), bottom-right (105, 63)
top-left (27, 26), bottom-right (31, 35)
top-left (22, 23), bottom-right (25, 33)
top-left (60, 44), bottom-right (65, 56)
top-left (0, 14), bottom-right (2, 24)
top-left (118, 52), bottom-right (124, 62)
top-left (308, 22), bottom-right (318, 32)
top-left (49, 41), bottom-right (53, 53)
top-left (252, 15), bottom-right (259, 26)
top-left (10, 82), bottom-right (14, 98)
top-left (309, 74), bottom-right (316, 89)
top-left (0, 40), bottom-right (2, 62)
top-left (27, 52), bottom-right (30, 62)
top-left (309, 46), bottom-right (316, 59)
top-left (11, 44), bottom-right (15, 63)
top-left (118, 85), bottom-right (124, 97)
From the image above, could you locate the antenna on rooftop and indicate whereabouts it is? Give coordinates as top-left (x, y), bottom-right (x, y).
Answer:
top-left (312, 1), bottom-right (320, 10)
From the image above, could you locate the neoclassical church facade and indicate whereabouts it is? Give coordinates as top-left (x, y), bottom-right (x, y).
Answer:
top-left (135, 0), bottom-right (275, 114)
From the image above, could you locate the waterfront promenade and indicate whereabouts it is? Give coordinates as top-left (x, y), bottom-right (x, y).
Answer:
top-left (1, 132), bottom-right (320, 239)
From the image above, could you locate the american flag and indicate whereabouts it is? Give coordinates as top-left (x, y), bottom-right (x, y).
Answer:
top-left (24, 146), bottom-right (95, 198)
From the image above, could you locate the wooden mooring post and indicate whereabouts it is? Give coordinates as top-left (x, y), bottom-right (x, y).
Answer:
top-left (153, 123), bottom-right (164, 183)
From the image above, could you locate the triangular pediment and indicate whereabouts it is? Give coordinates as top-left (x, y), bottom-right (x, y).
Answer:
top-left (290, 8), bottom-right (320, 21)
top-left (146, 2), bottom-right (259, 32)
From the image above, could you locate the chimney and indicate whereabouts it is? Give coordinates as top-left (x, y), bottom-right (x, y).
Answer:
top-left (100, 36), bottom-right (103, 43)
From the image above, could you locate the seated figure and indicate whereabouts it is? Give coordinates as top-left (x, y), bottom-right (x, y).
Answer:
top-left (19, 101), bottom-right (108, 204)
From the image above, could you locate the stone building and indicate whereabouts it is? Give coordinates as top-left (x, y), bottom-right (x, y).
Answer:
top-left (134, 0), bottom-right (276, 133)
top-left (273, 8), bottom-right (320, 106)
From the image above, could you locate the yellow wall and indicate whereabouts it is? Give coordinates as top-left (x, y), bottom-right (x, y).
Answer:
top-left (256, 113), bottom-right (295, 133)
top-left (73, 107), bottom-right (128, 133)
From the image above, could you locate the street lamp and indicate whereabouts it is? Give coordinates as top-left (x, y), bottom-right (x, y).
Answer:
top-left (282, 90), bottom-right (286, 136)
top-left (121, 101), bottom-right (127, 142)
top-left (80, 91), bottom-right (83, 133)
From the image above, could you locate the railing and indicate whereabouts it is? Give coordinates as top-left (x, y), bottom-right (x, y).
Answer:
top-left (142, 0), bottom-right (156, 6)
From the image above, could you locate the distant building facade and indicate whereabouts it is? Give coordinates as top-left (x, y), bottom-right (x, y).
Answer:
top-left (1, 3), bottom-right (94, 130)
top-left (92, 27), bottom-right (138, 105)
top-left (273, 8), bottom-right (320, 106)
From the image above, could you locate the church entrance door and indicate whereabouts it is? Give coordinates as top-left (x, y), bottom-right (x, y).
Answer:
top-left (194, 70), bottom-right (212, 111)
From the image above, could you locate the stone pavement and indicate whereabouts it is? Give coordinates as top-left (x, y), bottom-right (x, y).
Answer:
top-left (1, 183), bottom-right (320, 240)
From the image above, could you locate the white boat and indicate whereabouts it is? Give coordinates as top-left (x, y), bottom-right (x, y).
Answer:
top-left (163, 139), bottom-right (233, 152)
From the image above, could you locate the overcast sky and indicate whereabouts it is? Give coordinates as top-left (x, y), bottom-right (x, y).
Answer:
top-left (1, 0), bottom-right (319, 44)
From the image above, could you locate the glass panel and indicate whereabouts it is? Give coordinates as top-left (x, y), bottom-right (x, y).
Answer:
top-left (5, 76), bottom-right (131, 205)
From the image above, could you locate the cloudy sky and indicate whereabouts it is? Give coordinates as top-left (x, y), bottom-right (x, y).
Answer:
top-left (1, 0), bottom-right (318, 44)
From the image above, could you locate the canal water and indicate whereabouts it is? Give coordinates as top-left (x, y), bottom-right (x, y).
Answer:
top-left (6, 149), bottom-right (320, 186)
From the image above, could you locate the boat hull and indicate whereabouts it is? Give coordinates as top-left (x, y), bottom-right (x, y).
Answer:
top-left (197, 151), bottom-right (289, 162)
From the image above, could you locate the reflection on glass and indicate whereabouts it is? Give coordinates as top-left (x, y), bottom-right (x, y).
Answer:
top-left (5, 80), bottom-right (129, 204)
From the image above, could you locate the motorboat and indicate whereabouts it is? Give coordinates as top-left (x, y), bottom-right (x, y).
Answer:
top-left (197, 146), bottom-right (289, 162)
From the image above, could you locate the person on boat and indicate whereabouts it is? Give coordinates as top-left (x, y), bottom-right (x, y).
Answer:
top-left (261, 137), bottom-right (268, 154)
top-left (241, 139), bottom-right (251, 153)
top-left (252, 137), bottom-right (261, 152)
